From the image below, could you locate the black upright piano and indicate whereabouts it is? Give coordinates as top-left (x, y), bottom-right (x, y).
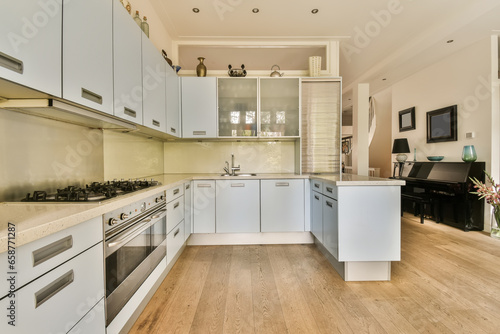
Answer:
top-left (398, 161), bottom-right (485, 231)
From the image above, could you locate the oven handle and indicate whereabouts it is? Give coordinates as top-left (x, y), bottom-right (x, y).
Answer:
top-left (107, 219), bottom-right (152, 248)
top-left (150, 209), bottom-right (166, 220)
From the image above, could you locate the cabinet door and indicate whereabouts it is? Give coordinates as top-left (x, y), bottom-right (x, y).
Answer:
top-left (311, 191), bottom-right (323, 243)
top-left (184, 182), bottom-right (192, 241)
top-left (261, 179), bottom-right (305, 232)
top-left (142, 38), bottom-right (166, 132)
top-left (63, 0), bottom-right (113, 114)
top-left (323, 197), bottom-right (338, 260)
top-left (166, 65), bottom-right (181, 137)
top-left (0, 0), bottom-right (61, 97)
top-left (193, 180), bottom-right (216, 233)
top-left (259, 78), bottom-right (300, 137)
top-left (67, 298), bottom-right (105, 334)
top-left (216, 180), bottom-right (260, 233)
top-left (217, 78), bottom-right (258, 137)
top-left (112, 1), bottom-right (143, 123)
top-left (181, 77), bottom-right (217, 138)
top-left (167, 221), bottom-right (185, 264)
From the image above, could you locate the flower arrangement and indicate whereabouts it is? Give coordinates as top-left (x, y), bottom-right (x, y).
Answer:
top-left (470, 171), bottom-right (500, 238)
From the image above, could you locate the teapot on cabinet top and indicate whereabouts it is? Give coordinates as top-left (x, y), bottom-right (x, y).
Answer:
top-left (270, 65), bottom-right (284, 77)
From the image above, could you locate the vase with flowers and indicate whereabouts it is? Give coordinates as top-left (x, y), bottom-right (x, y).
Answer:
top-left (470, 171), bottom-right (500, 239)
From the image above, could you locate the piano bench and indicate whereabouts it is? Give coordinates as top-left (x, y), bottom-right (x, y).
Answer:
top-left (401, 193), bottom-right (436, 224)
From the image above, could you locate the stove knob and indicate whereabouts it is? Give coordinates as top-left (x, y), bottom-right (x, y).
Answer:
top-left (108, 218), bottom-right (118, 226)
top-left (155, 196), bottom-right (163, 203)
top-left (120, 213), bottom-right (129, 220)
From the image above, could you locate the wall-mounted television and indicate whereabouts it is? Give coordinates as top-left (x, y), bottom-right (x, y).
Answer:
top-left (426, 105), bottom-right (457, 143)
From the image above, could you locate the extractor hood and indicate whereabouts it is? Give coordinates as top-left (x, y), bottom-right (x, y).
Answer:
top-left (0, 98), bottom-right (137, 130)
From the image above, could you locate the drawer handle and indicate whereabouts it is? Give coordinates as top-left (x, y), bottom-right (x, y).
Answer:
top-left (124, 107), bottom-right (137, 118)
top-left (174, 202), bottom-right (180, 209)
top-left (197, 184), bottom-right (212, 188)
top-left (193, 131), bottom-right (207, 135)
top-left (275, 182), bottom-right (289, 187)
top-left (186, 184), bottom-right (190, 190)
top-left (173, 188), bottom-right (180, 195)
top-left (314, 183), bottom-right (320, 188)
top-left (33, 235), bottom-right (73, 267)
top-left (35, 270), bottom-right (74, 308)
top-left (81, 88), bottom-right (103, 105)
top-left (326, 201), bottom-right (333, 208)
top-left (173, 228), bottom-right (180, 237)
top-left (231, 183), bottom-right (245, 187)
top-left (170, 127), bottom-right (176, 133)
top-left (152, 119), bottom-right (160, 127)
top-left (0, 51), bottom-right (23, 74)
top-left (326, 187), bottom-right (333, 193)
top-left (314, 195), bottom-right (320, 200)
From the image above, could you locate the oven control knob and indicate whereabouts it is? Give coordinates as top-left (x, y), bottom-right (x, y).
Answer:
top-left (108, 218), bottom-right (118, 226)
top-left (120, 213), bottom-right (129, 220)
top-left (155, 196), bottom-right (163, 203)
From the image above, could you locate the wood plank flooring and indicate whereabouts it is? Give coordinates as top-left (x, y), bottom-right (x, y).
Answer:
top-left (129, 214), bottom-right (500, 333)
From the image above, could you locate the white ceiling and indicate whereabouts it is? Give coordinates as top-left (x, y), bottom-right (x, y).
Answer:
top-left (150, 0), bottom-right (500, 108)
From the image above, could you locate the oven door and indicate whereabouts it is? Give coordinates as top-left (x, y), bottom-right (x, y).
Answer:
top-left (105, 205), bottom-right (166, 325)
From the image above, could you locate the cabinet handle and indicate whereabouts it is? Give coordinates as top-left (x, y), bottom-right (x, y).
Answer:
top-left (152, 119), bottom-right (160, 127)
top-left (326, 201), bottom-right (333, 208)
top-left (173, 202), bottom-right (180, 209)
top-left (326, 187), bottom-right (333, 193)
top-left (314, 183), bottom-right (320, 189)
top-left (0, 51), bottom-right (23, 74)
top-left (124, 107), bottom-right (137, 118)
top-left (173, 188), bottom-right (180, 195)
top-left (231, 183), bottom-right (245, 187)
top-left (186, 184), bottom-right (190, 190)
top-left (35, 270), bottom-right (74, 308)
top-left (193, 131), bottom-right (206, 136)
top-left (197, 183), bottom-right (212, 188)
top-left (81, 88), bottom-right (103, 105)
top-left (173, 228), bottom-right (180, 237)
top-left (275, 182), bottom-right (289, 187)
top-left (33, 235), bottom-right (73, 267)
top-left (170, 127), bottom-right (176, 133)
top-left (314, 195), bottom-right (320, 200)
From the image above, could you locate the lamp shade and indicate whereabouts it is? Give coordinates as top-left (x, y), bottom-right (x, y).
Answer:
top-left (392, 138), bottom-right (410, 154)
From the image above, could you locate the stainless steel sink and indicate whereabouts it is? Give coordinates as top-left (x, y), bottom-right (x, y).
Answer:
top-left (220, 173), bottom-right (257, 177)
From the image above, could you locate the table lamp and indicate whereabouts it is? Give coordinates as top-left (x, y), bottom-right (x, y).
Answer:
top-left (392, 138), bottom-right (410, 163)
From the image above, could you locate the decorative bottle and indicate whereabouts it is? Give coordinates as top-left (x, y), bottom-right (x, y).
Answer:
top-left (462, 145), bottom-right (477, 162)
top-left (133, 11), bottom-right (142, 27)
top-left (196, 57), bottom-right (207, 77)
top-left (141, 16), bottom-right (149, 37)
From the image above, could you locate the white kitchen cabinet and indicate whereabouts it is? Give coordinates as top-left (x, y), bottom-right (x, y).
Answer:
top-left (261, 179), bottom-right (305, 232)
top-left (167, 220), bottom-right (185, 264)
top-left (167, 195), bottom-right (184, 234)
top-left (0, 0), bottom-right (61, 97)
top-left (216, 180), bottom-right (260, 233)
top-left (142, 37), bottom-right (166, 132)
top-left (63, 0), bottom-right (113, 114)
top-left (193, 180), bottom-right (216, 233)
top-left (311, 190), bottom-right (323, 243)
top-left (323, 196), bottom-right (338, 260)
top-left (166, 65), bottom-right (181, 137)
top-left (67, 298), bottom-right (105, 334)
top-left (184, 182), bottom-right (192, 241)
top-left (112, 0), bottom-right (143, 123)
top-left (181, 77), bottom-right (217, 138)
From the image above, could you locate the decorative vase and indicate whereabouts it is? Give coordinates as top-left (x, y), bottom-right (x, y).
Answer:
top-left (491, 206), bottom-right (500, 239)
top-left (141, 16), bottom-right (149, 37)
top-left (462, 145), bottom-right (477, 162)
top-left (196, 57), bottom-right (207, 77)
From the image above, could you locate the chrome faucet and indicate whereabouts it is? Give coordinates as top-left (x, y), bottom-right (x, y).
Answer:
top-left (230, 153), bottom-right (240, 176)
top-left (223, 161), bottom-right (230, 175)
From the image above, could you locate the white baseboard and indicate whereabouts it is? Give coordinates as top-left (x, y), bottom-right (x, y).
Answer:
top-left (187, 232), bottom-right (314, 245)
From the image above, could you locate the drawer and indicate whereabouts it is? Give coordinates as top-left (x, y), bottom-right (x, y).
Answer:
top-left (167, 221), bottom-right (185, 264)
top-left (0, 242), bottom-right (104, 333)
top-left (67, 298), bottom-right (105, 334)
top-left (0, 216), bottom-right (102, 297)
top-left (167, 196), bottom-right (184, 233)
top-left (311, 179), bottom-right (322, 192)
top-left (323, 183), bottom-right (338, 199)
top-left (166, 184), bottom-right (184, 203)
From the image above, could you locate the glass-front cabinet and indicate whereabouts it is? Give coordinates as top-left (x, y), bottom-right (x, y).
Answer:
top-left (218, 78), bottom-right (258, 137)
top-left (259, 78), bottom-right (300, 138)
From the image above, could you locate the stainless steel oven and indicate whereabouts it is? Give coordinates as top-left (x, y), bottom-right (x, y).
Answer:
top-left (104, 192), bottom-right (166, 326)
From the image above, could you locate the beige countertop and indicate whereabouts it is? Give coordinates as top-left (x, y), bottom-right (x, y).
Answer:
top-left (0, 173), bottom-right (403, 253)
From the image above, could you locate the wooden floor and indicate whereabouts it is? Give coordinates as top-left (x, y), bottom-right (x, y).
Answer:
top-left (129, 215), bottom-right (500, 334)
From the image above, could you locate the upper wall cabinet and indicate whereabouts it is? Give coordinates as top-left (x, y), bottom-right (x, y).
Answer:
top-left (142, 38), bottom-right (166, 132)
top-left (0, 0), bottom-right (62, 97)
top-left (112, 1), bottom-right (143, 124)
top-left (165, 66), bottom-right (181, 137)
top-left (181, 77), bottom-right (217, 138)
top-left (63, 0), bottom-right (113, 114)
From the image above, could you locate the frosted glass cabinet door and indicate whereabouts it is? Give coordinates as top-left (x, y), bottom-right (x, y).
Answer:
top-left (63, 0), bottom-right (113, 114)
top-left (0, 0), bottom-right (61, 97)
top-left (166, 65), bottom-right (181, 137)
top-left (181, 77), bottom-right (217, 138)
top-left (218, 78), bottom-right (258, 137)
top-left (142, 37), bottom-right (166, 132)
top-left (112, 1), bottom-right (143, 123)
top-left (259, 78), bottom-right (300, 137)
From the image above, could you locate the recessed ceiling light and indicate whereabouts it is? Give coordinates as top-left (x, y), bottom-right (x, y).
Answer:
top-left (311, 9), bottom-right (319, 14)
top-left (447, 39), bottom-right (454, 43)
top-left (382, 78), bottom-right (387, 81)
top-left (192, 8), bottom-right (200, 13)
top-left (252, 8), bottom-right (259, 13)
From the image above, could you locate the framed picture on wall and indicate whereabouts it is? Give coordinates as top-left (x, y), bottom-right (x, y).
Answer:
top-left (398, 107), bottom-right (415, 132)
top-left (426, 105), bottom-right (457, 143)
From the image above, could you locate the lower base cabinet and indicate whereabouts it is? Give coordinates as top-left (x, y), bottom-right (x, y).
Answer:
top-left (311, 190), bottom-right (323, 243)
top-left (322, 196), bottom-right (338, 259)
top-left (167, 221), bottom-right (185, 264)
top-left (193, 180), bottom-right (216, 233)
top-left (68, 298), bottom-right (105, 334)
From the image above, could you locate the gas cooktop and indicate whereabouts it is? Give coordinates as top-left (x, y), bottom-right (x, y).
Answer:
top-left (22, 179), bottom-right (160, 202)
